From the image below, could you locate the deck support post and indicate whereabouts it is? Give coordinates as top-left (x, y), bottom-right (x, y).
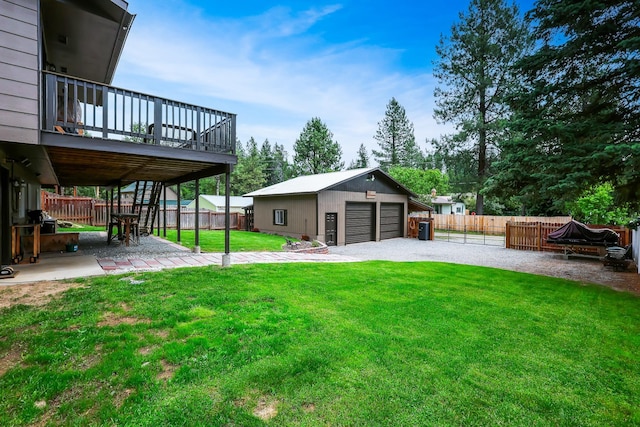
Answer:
top-left (194, 179), bottom-right (200, 254)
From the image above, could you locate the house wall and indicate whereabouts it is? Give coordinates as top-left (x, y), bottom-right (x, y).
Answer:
top-left (252, 195), bottom-right (317, 238)
top-left (120, 186), bottom-right (179, 204)
top-left (185, 199), bottom-right (247, 214)
top-left (318, 191), bottom-right (408, 245)
top-left (453, 203), bottom-right (466, 215)
top-left (435, 204), bottom-right (453, 215)
top-left (0, 0), bottom-right (39, 145)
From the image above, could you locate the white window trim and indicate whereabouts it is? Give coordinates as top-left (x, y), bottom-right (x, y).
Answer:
top-left (274, 209), bottom-right (286, 226)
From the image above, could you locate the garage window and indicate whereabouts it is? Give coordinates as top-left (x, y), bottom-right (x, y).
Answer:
top-left (273, 209), bottom-right (287, 226)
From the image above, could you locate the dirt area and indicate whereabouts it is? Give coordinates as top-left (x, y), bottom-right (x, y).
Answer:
top-left (0, 281), bottom-right (85, 309)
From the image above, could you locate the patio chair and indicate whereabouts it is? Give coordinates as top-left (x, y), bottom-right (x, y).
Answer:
top-left (107, 216), bottom-right (121, 245)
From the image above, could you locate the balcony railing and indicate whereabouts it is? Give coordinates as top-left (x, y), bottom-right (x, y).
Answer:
top-left (43, 72), bottom-right (236, 155)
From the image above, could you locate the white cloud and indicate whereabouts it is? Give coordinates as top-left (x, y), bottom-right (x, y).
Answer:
top-left (116, 1), bottom-right (452, 163)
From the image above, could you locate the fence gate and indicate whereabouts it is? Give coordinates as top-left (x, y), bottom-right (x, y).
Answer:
top-left (434, 225), bottom-right (506, 246)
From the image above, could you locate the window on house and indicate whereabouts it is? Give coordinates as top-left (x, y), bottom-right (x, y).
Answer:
top-left (273, 209), bottom-right (287, 226)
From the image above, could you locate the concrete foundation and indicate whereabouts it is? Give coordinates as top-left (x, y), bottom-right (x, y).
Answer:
top-left (222, 253), bottom-right (231, 267)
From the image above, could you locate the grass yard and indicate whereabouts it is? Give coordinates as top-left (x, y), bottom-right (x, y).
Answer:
top-left (162, 230), bottom-right (294, 252)
top-left (58, 224), bottom-right (105, 232)
top-left (1, 262), bottom-right (638, 426)
top-left (59, 225), bottom-right (291, 252)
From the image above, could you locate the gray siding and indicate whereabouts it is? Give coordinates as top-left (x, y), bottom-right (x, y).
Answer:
top-left (318, 191), bottom-right (408, 245)
top-left (253, 195), bottom-right (317, 239)
top-left (0, 0), bottom-right (39, 144)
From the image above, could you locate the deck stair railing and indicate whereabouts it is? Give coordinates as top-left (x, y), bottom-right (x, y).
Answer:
top-left (43, 71), bottom-right (236, 155)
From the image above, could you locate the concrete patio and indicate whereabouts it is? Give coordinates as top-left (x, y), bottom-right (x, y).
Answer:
top-left (0, 232), bottom-right (358, 285)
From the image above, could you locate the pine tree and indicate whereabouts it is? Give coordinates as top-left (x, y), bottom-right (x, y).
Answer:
top-left (433, 0), bottom-right (532, 214)
top-left (259, 139), bottom-right (293, 185)
top-left (348, 144), bottom-right (370, 169)
top-left (372, 98), bottom-right (421, 170)
top-left (272, 142), bottom-right (294, 182)
top-left (293, 117), bottom-right (344, 175)
top-left (259, 139), bottom-right (274, 179)
top-left (230, 137), bottom-right (266, 195)
top-left (488, 0), bottom-right (640, 211)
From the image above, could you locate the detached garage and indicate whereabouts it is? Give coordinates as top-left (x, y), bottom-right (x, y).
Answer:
top-left (245, 168), bottom-right (419, 246)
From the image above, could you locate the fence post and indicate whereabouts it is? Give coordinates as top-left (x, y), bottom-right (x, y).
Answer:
top-left (505, 222), bottom-right (511, 249)
top-left (536, 222), bottom-right (542, 251)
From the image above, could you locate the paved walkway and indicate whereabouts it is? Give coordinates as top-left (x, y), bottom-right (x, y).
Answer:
top-left (97, 251), bottom-right (359, 273)
top-left (3, 234), bottom-right (637, 294)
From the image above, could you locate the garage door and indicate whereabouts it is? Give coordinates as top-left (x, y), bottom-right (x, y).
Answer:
top-left (380, 203), bottom-right (404, 240)
top-left (345, 202), bottom-right (375, 244)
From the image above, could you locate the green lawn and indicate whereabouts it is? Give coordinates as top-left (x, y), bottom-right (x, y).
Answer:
top-left (58, 224), bottom-right (105, 232)
top-left (60, 225), bottom-right (291, 252)
top-left (162, 230), bottom-right (293, 252)
top-left (1, 262), bottom-right (638, 426)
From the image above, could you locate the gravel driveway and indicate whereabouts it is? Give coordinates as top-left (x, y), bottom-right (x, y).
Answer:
top-left (75, 233), bottom-right (639, 295)
top-left (329, 238), bottom-right (640, 295)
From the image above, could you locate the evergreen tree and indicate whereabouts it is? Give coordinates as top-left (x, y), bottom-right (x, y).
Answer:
top-left (272, 142), bottom-right (294, 183)
top-left (423, 138), bottom-right (446, 171)
top-left (258, 138), bottom-right (278, 186)
top-left (259, 139), bottom-right (294, 186)
top-left (348, 144), bottom-right (371, 169)
top-left (230, 137), bottom-right (266, 195)
top-left (433, 0), bottom-right (532, 214)
top-left (488, 0), bottom-right (640, 211)
top-left (259, 138), bottom-right (274, 178)
top-left (293, 117), bottom-right (344, 175)
top-left (372, 98), bottom-right (422, 170)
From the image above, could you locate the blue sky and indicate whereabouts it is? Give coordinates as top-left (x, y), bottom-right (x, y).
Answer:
top-left (114, 0), bottom-right (536, 163)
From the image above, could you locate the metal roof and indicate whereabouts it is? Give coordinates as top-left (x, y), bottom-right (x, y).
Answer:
top-left (431, 196), bottom-right (455, 205)
top-left (408, 198), bottom-right (434, 212)
top-left (197, 195), bottom-right (253, 207)
top-left (244, 168), bottom-right (379, 197)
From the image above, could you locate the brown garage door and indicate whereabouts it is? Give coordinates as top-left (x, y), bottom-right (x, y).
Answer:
top-left (380, 203), bottom-right (404, 240)
top-left (345, 202), bottom-right (375, 244)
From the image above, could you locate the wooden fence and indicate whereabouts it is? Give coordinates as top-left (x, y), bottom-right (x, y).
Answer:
top-left (430, 214), bottom-right (571, 234)
top-left (41, 193), bottom-right (98, 225)
top-left (42, 191), bottom-right (245, 230)
top-left (506, 221), bottom-right (631, 253)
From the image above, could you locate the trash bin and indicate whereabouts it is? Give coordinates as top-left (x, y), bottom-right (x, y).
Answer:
top-left (418, 221), bottom-right (430, 240)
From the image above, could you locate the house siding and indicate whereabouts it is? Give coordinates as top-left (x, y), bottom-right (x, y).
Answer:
top-left (0, 0), bottom-right (39, 145)
top-left (253, 195), bottom-right (317, 238)
top-left (318, 191), bottom-right (407, 246)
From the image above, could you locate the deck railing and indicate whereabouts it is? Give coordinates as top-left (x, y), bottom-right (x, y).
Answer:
top-left (42, 72), bottom-right (236, 154)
